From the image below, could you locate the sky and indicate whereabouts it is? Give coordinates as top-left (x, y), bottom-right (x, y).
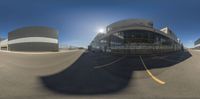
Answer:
top-left (0, 0), bottom-right (200, 48)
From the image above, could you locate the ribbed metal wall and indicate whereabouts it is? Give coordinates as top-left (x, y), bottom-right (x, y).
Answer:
top-left (8, 26), bottom-right (59, 52)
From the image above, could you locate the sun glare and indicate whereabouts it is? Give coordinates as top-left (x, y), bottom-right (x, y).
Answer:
top-left (98, 28), bottom-right (105, 33)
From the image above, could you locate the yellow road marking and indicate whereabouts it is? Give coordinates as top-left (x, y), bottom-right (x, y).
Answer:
top-left (139, 56), bottom-right (166, 85)
top-left (94, 56), bottom-right (126, 69)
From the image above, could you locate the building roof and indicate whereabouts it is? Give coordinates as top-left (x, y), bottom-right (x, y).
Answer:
top-left (8, 26), bottom-right (58, 40)
top-left (106, 19), bottom-right (153, 32)
top-left (105, 19), bottom-right (179, 43)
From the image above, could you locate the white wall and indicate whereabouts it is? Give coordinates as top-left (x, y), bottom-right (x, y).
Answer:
top-left (0, 39), bottom-right (8, 50)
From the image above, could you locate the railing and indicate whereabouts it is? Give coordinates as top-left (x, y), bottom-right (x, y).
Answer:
top-left (110, 45), bottom-right (176, 50)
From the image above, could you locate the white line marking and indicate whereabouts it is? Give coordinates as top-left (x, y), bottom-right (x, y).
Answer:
top-left (8, 37), bottom-right (58, 44)
top-left (94, 56), bottom-right (126, 69)
top-left (161, 58), bottom-right (180, 63)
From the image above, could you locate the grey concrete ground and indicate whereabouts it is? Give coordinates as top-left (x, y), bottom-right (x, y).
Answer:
top-left (0, 49), bottom-right (200, 99)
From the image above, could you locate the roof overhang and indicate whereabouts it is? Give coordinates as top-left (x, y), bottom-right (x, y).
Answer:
top-left (102, 26), bottom-right (179, 43)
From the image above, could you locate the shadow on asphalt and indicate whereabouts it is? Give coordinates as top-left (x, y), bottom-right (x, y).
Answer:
top-left (40, 51), bottom-right (192, 95)
top-left (135, 51), bottom-right (192, 70)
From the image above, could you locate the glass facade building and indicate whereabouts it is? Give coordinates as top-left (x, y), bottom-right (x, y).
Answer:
top-left (89, 19), bottom-right (182, 54)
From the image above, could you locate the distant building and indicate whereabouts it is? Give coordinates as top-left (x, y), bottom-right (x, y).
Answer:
top-left (0, 26), bottom-right (59, 52)
top-left (194, 38), bottom-right (200, 49)
top-left (89, 19), bottom-right (182, 54)
top-left (88, 33), bottom-right (107, 52)
top-left (0, 39), bottom-right (8, 50)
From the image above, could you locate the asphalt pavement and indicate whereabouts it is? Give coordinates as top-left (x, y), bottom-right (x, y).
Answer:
top-left (0, 49), bottom-right (200, 99)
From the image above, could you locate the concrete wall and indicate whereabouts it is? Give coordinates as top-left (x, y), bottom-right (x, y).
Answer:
top-left (8, 26), bottom-right (58, 52)
top-left (8, 42), bottom-right (58, 52)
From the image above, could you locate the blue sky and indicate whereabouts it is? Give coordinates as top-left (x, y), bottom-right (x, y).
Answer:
top-left (0, 0), bottom-right (200, 48)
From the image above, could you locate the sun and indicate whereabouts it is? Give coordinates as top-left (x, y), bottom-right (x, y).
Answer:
top-left (98, 28), bottom-right (105, 33)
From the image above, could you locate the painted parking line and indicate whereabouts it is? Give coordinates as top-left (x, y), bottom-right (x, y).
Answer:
top-left (94, 56), bottom-right (126, 69)
top-left (161, 58), bottom-right (180, 63)
top-left (139, 56), bottom-right (166, 85)
top-left (159, 53), bottom-right (184, 63)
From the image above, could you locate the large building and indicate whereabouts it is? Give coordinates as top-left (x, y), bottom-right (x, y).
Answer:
top-left (0, 26), bottom-right (59, 52)
top-left (194, 38), bottom-right (200, 49)
top-left (89, 19), bottom-right (183, 54)
top-left (88, 33), bottom-right (107, 52)
top-left (0, 39), bottom-right (8, 50)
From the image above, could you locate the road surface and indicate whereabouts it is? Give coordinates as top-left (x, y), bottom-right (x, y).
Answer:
top-left (0, 49), bottom-right (200, 99)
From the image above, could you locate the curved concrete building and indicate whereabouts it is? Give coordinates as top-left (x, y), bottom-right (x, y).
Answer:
top-left (89, 19), bottom-right (182, 54)
top-left (8, 26), bottom-right (58, 52)
top-left (194, 38), bottom-right (200, 49)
